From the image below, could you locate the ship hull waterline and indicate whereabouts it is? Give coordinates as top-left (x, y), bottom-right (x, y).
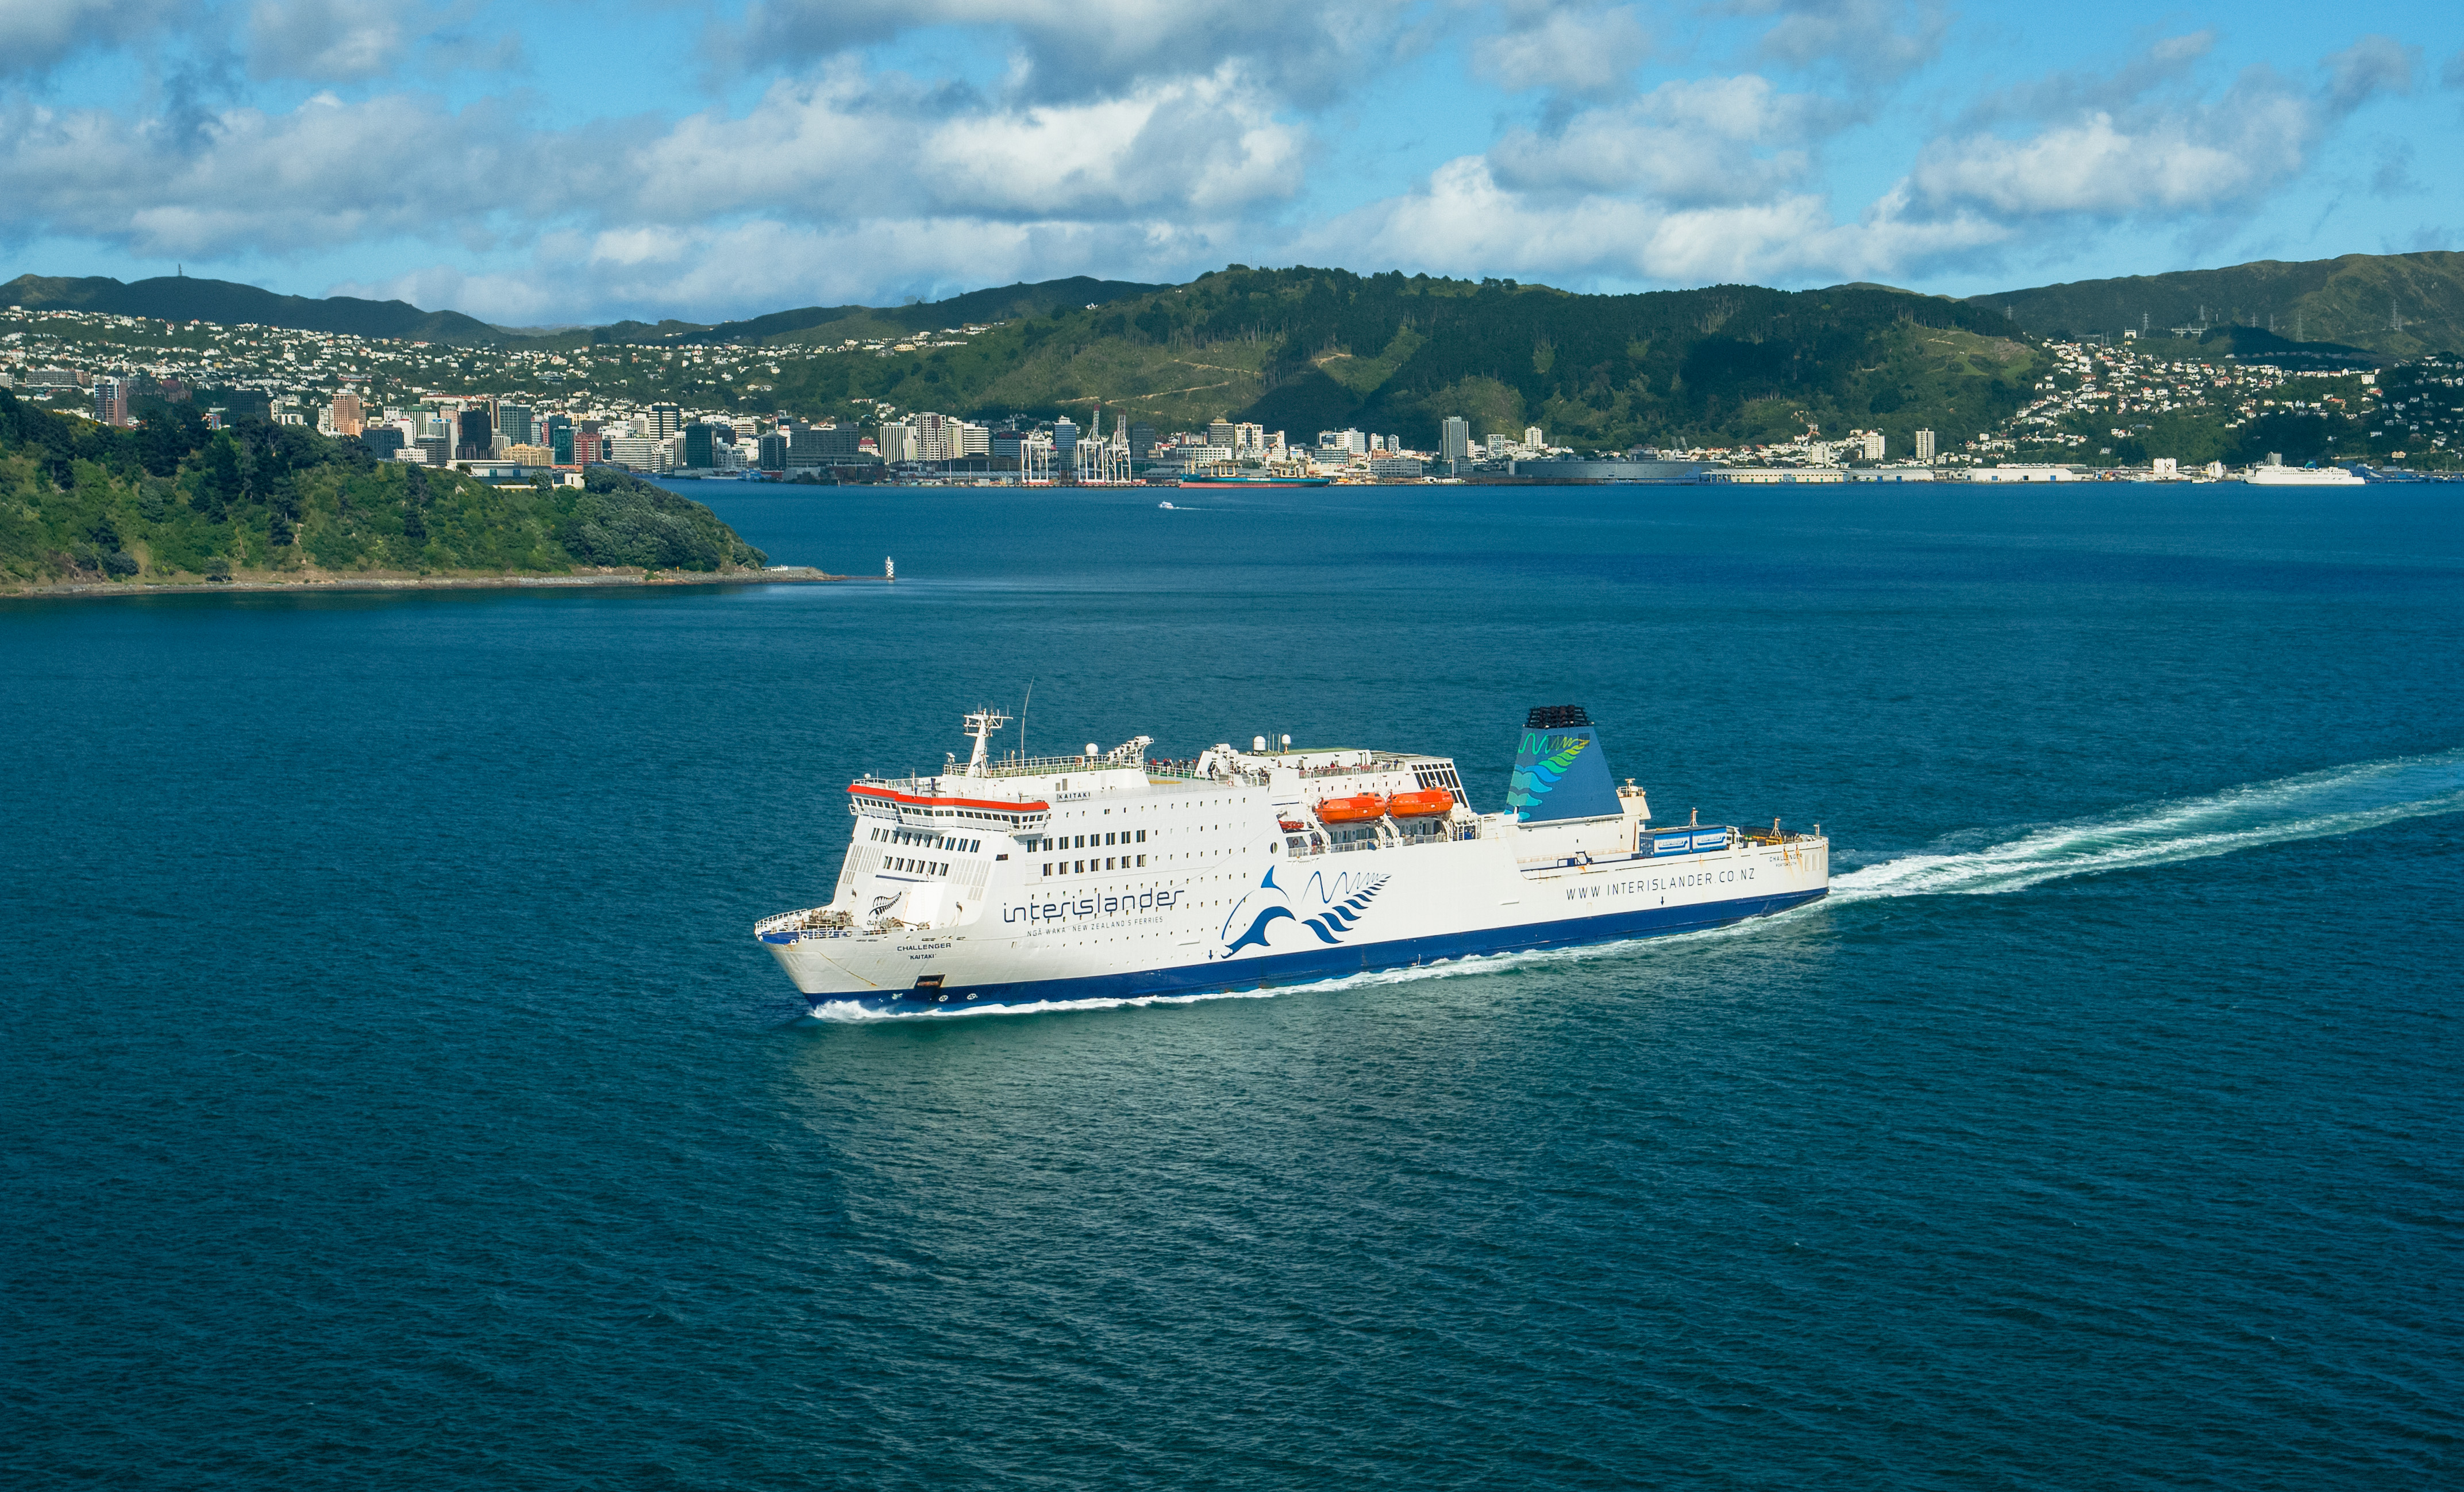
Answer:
top-left (768, 885), bottom-right (1827, 1014)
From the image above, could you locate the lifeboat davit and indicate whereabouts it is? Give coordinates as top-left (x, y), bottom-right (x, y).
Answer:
top-left (1316, 794), bottom-right (1387, 824)
top-left (1387, 789), bottom-right (1454, 818)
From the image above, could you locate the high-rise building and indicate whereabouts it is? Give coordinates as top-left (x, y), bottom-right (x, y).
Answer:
top-left (1859, 430), bottom-right (1885, 462)
top-left (1914, 429), bottom-right (1936, 462)
top-left (1207, 420), bottom-right (1235, 451)
top-left (913, 412), bottom-right (955, 462)
top-left (330, 392), bottom-right (365, 436)
top-left (498, 403), bottom-right (534, 445)
top-left (758, 432), bottom-right (790, 470)
top-left (546, 414), bottom-right (574, 465)
top-left (1128, 422), bottom-right (1158, 459)
top-left (788, 422), bottom-right (864, 467)
top-left (572, 429), bottom-right (604, 466)
top-left (958, 422), bottom-right (990, 457)
top-left (877, 422), bottom-right (917, 464)
top-left (648, 403), bottom-right (683, 438)
top-left (684, 423), bottom-right (719, 469)
top-left (93, 379), bottom-right (130, 426)
top-left (1052, 417), bottom-right (1078, 456)
top-left (1524, 425), bottom-right (1544, 449)
top-left (455, 407), bottom-right (492, 461)
top-left (1441, 416), bottom-right (1470, 470)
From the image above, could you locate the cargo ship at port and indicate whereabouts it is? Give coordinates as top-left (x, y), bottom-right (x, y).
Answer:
top-left (754, 706), bottom-right (1829, 1013)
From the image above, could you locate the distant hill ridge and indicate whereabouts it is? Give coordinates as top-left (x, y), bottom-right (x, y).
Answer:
top-left (0, 271), bottom-right (1166, 349)
top-left (2, 274), bottom-right (503, 345)
top-left (1972, 251), bottom-right (2464, 359)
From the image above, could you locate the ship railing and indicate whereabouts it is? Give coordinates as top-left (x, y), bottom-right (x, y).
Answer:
top-left (754, 907), bottom-right (856, 939)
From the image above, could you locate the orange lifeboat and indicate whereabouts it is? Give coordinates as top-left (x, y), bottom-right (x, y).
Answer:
top-left (1316, 794), bottom-right (1387, 824)
top-left (1387, 789), bottom-right (1454, 818)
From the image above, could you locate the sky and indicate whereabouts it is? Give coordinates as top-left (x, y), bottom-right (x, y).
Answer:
top-left (1, 0), bottom-right (2458, 326)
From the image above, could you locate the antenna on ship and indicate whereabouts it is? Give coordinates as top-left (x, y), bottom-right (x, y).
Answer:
top-left (961, 707), bottom-right (1010, 778)
top-left (1020, 678), bottom-right (1033, 762)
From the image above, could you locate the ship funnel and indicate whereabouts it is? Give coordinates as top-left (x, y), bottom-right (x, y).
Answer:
top-left (1507, 705), bottom-right (1622, 822)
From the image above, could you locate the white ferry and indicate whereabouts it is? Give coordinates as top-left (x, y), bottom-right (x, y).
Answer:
top-left (754, 706), bottom-right (1830, 1012)
top-left (2244, 464), bottom-right (2366, 486)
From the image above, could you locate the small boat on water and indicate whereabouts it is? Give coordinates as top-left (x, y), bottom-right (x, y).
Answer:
top-left (1158, 501), bottom-right (1175, 509)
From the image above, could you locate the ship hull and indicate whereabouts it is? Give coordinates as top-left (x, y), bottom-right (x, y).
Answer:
top-left (775, 884), bottom-right (1826, 1013)
top-left (765, 826), bottom-right (1829, 1014)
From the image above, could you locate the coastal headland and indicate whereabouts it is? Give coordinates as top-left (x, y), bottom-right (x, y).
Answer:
top-left (0, 564), bottom-right (864, 600)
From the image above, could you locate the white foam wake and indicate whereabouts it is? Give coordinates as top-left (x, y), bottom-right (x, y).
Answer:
top-left (1835, 747), bottom-right (2464, 900)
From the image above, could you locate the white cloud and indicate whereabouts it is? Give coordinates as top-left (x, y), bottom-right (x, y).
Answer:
top-left (1305, 153), bottom-right (2002, 289)
top-left (336, 217), bottom-right (1224, 324)
top-left (1723, 0), bottom-right (1947, 82)
top-left (0, 0), bottom-right (182, 79)
top-left (1908, 35), bottom-right (2418, 224)
top-left (629, 63), bottom-right (1307, 224)
top-left (2321, 34), bottom-right (2415, 114)
top-left (1489, 75), bottom-right (1831, 204)
top-left (1473, 5), bottom-right (1651, 96)
top-left (730, 0), bottom-right (1422, 107)
top-left (0, 91), bottom-right (560, 257)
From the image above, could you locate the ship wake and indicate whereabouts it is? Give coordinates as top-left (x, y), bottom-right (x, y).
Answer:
top-left (1835, 746), bottom-right (2464, 901)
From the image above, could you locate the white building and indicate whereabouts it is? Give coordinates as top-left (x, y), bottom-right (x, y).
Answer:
top-left (877, 422), bottom-right (917, 464)
top-left (1859, 430), bottom-right (1885, 462)
top-left (1524, 425), bottom-right (1544, 449)
top-left (1915, 428), bottom-right (1937, 462)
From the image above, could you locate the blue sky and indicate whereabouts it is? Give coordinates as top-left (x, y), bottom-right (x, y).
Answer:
top-left (2, 0), bottom-right (2457, 325)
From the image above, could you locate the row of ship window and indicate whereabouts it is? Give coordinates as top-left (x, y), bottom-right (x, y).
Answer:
top-left (1027, 830), bottom-right (1146, 852)
top-left (871, 826), bottom-right (983, 853)
top-left (1047, 855), bottom-right (1148, 876)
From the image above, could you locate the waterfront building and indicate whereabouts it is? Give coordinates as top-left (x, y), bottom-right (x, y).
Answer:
top-left (1915, 428), bottom-right (1937, 462)
top-left (1053, 417), bottom-right (1079, 456)
top-left (878, 422), bottom-right (917, 464)
top-left (684, 423), bottom-right (719, 469)
top-left (648, 403), bottom-right (682, 438)
top-left (1441, 416), bottom-right (1470, 470)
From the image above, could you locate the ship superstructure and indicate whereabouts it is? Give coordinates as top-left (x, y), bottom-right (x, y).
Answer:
top-left (754, 706), bottom-right (1828, 1012)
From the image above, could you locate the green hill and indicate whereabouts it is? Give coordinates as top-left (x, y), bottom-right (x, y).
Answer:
top-left (1974, 251), bottom-right (2464, 359)
top-left (0, 392), bottom-right (764, 590)
top-left (647, 276), bottom-right (1166, 348)
top-left (756, 267), bottom-right (2040, 451)
top-left (1, 274), bottom-right (506, 345)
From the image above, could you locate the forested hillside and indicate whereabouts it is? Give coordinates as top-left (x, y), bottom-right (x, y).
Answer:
top-left (0, 393), bottom-right (764, 589)
top-left (1978, 252), bottom-right (2464, 360)
top-left (757, 267), bottom-right (2042, 451)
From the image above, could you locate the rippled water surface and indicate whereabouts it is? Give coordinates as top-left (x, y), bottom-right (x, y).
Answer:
top-left (6, 482), bottom-right (2461, 1487)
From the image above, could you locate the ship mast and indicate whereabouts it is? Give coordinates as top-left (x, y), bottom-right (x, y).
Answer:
top-left (962, 707), bottom-right (1010, 777)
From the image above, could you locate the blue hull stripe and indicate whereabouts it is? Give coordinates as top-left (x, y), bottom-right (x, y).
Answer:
top-left (818, 888), bottom-right (1827, 1011)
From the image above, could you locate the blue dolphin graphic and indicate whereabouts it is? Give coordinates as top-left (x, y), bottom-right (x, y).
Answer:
top-left (1225, 905), bottom-right (1295, 955)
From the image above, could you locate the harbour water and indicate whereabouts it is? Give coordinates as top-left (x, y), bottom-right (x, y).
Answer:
top-left (5, 482), bottom-right (2460, 1486)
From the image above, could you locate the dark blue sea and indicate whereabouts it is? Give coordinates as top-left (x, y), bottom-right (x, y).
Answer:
top-left (5, 481), bottom-right (2461, 1488)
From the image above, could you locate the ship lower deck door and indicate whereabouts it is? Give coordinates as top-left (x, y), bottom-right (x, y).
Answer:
top-left (914, 975), bottom-right (945, 991)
